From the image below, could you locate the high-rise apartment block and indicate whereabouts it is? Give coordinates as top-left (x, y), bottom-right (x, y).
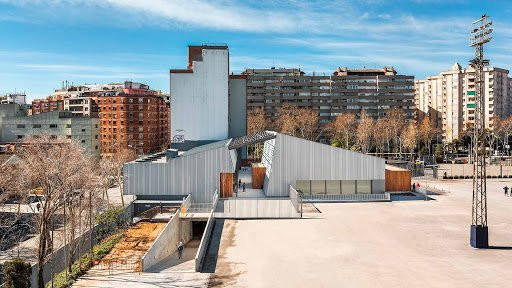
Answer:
top-left (0, 93), bottom-right (26, 105)
top-left (245, 66), bottom-right (415, 123)
top-left (415, 63), bottom-right (512, 141)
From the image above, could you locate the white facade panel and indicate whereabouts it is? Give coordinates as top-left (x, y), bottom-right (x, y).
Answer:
top-left (171, 49), bottom-right (229, 142)
top-left (263, 133), bottom-right (386, 197)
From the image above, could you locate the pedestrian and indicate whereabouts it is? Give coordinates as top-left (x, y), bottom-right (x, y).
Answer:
top-left (177, 241), bottom-right (184, 259)
top-left (238, 179), bottom-right (242, 191)
top-left (412, 183), bottom-right (416, 192)
top-left (242, 182), bottom-right (246, 192)
top-left (504, 186), bottom-right (509, 197)
top-left (36, 203), bottom-right (40, 212)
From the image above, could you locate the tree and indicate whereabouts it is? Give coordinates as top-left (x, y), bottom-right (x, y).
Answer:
top-left (356, 110), bottom-right (374, 154)
top-left (276, 105), bottom-right (321, 141)
top-left (13, 135), bottom-right (98, 288)
top-left (494, 116), bottom-right (512, 155)
top-left (247, 107), bottom-right (267, 134)
top-left (2, 257), bottom-right (31, 288)
top-left (385, 108), bottom-right (406, 153)
top-left (330, 113), bottom-right (356, 149)
top-left (101, 149), bottom-right (136, 207)
top-left (373, 119), bottom-right (389, 155)
top-left (401, 122), bottom-right (418, 160)
top-left (418, 117), bottom-right (438, 156)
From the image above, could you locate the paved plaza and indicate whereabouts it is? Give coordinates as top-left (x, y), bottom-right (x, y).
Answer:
top-left (212, 179), bottom-right (512, 288)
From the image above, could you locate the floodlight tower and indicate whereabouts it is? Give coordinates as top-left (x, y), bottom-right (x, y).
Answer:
top-left (469, 14), bottom-right (492, 248)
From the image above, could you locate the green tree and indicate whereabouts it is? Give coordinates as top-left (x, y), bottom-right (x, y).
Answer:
top-left (3, 257), bottom-right (32, 288)
top-left (434, 144), bottom-right (444, 163)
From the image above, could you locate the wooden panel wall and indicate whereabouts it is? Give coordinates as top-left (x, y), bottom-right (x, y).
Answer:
top-left (385, 169), bottom-right (412, 192)
top-left (220, 173), bottom-right (233, 198)
top-left (251, 164), bottom-right (266, 189)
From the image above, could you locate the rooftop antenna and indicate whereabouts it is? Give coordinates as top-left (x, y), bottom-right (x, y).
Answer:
top-left (469, 14), bottom-right (492, 248)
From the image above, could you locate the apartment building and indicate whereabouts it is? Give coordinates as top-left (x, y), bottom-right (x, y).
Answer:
top-left (244, 66), bottom-right (415, 123)
top-left (63, 97), bottom-right (99, 116)
top-left (0, 93), bottom-right (26, 105)
top-left (170, 45), bottom-right (230, 150)
top-left (95, 82), bottom-right (170, 156)
top-left (415, 63), bottom-right (511, 141)
top-left (0, 110), bottom-right (100, 157)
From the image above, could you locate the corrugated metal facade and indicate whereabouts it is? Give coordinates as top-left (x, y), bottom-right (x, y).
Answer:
top-left (263, 133), bottom-right (386, 197)
top-left (124, 145), bottom-right (235, 203)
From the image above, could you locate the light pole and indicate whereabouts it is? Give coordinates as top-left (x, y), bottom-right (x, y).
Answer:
top-left (469, 14), bottom-right (492, 248)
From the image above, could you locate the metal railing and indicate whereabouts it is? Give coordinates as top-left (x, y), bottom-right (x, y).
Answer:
top-left (187, 203), bottom-right (213, 213)
top-left (301, 193), bottom-right (390, 202)
top-left (91, 257), bottom-right (142, 273)
top-left (179, 194), bottom-right (192, 217)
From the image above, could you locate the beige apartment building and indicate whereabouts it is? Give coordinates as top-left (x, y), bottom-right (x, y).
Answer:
top-left (415, 63), bottom-right (512, 142)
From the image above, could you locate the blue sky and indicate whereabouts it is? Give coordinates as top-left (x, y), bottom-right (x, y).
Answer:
top-left (0, 0), bottom-right (511, 100)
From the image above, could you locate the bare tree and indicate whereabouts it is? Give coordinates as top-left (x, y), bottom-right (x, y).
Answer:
top-left (385, 108), bottom-right (406, 153)
top-left (494, 116), bottom-right (512, 155)
top-left (401, 122), bottom-right (418, 160)
top-left (12, 135), bottom-right (98, 288)
top-left (356, 110), bottom-right (374, 154)
top-left (247, 107), bottom-right (267, 134)
top-left (330, 113), bottom-right (356, 149)
top-left (101, 149), bottom-right (137, 207)
top-left (276, 105), bottom-right (320, 141)
top-left (418, 117), bottom-right (438, 156)
top-left (373, 119), bottom-right (389, 155)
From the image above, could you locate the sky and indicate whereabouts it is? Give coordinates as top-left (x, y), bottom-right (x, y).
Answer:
top-left (0, 0), bottom-right (511, 100)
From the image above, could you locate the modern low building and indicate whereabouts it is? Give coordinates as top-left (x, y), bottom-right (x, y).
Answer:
top-left (415, 63), bottom-right (512, 141)
top-left (124, 131), bottom-right (386, 204)
top-left (0, 110), bottom-right (101, 157)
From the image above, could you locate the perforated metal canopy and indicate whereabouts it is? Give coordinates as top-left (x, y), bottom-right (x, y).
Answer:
top-left (227, 131), bottom-right (277, 150)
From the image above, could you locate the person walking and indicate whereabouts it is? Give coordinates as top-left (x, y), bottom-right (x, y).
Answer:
top-left (242, 182), bottom-right (246, 193)
top-left (177, 241), bottom-right (184, 259)
top-left (238, 178), bottom-right (242, 192)
top-left (504, 186), bottom-right (509, 197)
top-left (412, 183), bottom-right (416, 192)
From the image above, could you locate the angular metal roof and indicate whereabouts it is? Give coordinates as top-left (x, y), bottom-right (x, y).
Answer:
top-left (228, 131), bottom-right (277, 150)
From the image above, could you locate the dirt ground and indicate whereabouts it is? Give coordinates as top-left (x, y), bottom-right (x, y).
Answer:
top-left (104, 222), bottom-right (166, 260)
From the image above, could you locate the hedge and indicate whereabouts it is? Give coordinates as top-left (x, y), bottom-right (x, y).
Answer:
top-left (2, 258), bottom-right (31, 288)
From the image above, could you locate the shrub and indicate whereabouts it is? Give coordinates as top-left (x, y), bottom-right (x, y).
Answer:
top-left (3, 257), bottom-right (32, 288)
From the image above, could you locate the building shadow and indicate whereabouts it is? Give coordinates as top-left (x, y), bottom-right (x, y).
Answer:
top-left (200, 219), bottom-right (224, 273)
top-left (487, 246), bottom-right (512, 250)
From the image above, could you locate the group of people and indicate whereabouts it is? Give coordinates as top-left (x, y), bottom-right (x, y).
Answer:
top-left (503, 186), bottom-right (512, 196)
top-left (238, 178), bottom-right (246, 192)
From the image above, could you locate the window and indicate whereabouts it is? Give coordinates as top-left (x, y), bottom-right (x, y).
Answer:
top-left (17, 124), bottom-right (26, 128)
top-left (50, 124), bottom-right (58, 128)
top-left (95, 135), bottom-right (98, 139)
top-left (17, 135), bottom-right (23, 139)
top-left (81, 140), bottom-right (85, 143)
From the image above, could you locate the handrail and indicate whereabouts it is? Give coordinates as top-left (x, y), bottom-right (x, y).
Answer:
top-left (194, 189), bottom-right (219, 272)
top-left (301, 193), bottom-right (390, 202)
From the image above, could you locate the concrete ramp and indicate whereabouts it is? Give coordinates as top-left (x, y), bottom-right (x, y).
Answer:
top-left (200, 219), bottom-right (224, 273)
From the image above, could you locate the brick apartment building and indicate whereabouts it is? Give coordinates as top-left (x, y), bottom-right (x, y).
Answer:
top-left (27, 81), bottom-right (170, 156)
top-left (96, 82), bottom-right (170, 156)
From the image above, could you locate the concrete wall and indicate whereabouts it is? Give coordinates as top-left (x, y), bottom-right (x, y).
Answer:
top-left (171, 48), bottom-right (229, 143)
top-left (228, 78), bottom-right (247, 138)
top-left (435, 164), bottom-right (512, 178)
top-left (214, 198), bottom-right (300, 219)
top-left (142, 213), bottom-right (192, 271)
top-left (263, 133), bottom-right (386, 197)
top-left (124, 144), bottom-right (235, 203)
